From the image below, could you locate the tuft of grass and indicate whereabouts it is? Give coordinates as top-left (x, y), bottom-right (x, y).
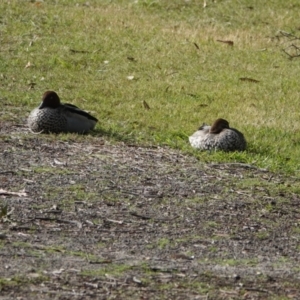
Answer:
top-left (215, 258), bottom-right (259, 267)
top-left (0, 275), bottom-right (49, 290)
top-left (2, 0), bottom-right (300, 173)
top-left (81, 264), bottom-right (134, 277)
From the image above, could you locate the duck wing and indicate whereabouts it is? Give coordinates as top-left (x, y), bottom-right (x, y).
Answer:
top-left (64, 103), bottom-right (80, 109)
top-left (63, 103), bottom-right (98, 122)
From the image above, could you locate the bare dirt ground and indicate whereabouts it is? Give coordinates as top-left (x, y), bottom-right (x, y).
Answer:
top-left (0, 122), bottom-right (300, 299)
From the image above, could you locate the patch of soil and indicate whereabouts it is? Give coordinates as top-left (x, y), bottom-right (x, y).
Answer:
top-left (0, 125), bottom-right (300, 299)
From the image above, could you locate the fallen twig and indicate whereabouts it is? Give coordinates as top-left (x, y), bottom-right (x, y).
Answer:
top-left (282, 44), bottom-right (300, 58)
top-left (279, 30), bottom-right (300, 40)
top-left (130, 212), bottom-right (151, 220)
top-left (0, 189), bottom-right (27, 197)
top-left (0, 171), bottom-right (17, 174)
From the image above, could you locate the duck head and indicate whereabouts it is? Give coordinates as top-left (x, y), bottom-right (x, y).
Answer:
top-left (209, 118), bottom-right (230, 134)
top-left (39, 91), bottom-right (61, 109)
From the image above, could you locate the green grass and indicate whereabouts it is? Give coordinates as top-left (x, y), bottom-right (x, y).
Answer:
top-left (0, 275), bottom-right (49, 290)
top-left (2, 0), bottom-right (300, 174)
top-left (218, 258), bottom-right (259, 267)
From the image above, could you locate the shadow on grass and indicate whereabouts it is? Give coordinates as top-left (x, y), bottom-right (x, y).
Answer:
top-left (92, 128), bottom-right (136, 144)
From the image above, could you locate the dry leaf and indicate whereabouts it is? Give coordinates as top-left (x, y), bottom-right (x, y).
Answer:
top-left (193, 42), bottom-right (199, 50)
top-left (133, 276), bottom-right (142, 284)
top-left (52, 268), bottom-right (65, 275)
top-left (25, 62), bottom-right (31, 68)
top-left (217, 40), bottom-right (234, 46)
top-left (239, 77), bottom-right (260, 83)
top-left (18, 232), bottom-right (30, 237)
top-left (28, 82), bottom-right (36, 90)
top-left (203, 0), bottom-right (207, 8)
top-left (171, 253), bottom-right (194, 260)
top-left (53, 159), bottom-right (66, 166)
top-left (127, 56), bottom-right (136, 62)
top-left (69, 49), bottom-right (89, 54)
top-left (143, 100), bottom-right (150, 110)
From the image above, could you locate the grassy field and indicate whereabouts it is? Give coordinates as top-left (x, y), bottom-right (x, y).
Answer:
top-left (1, 1), bottom-right (300, 299)
top-left (2, 0), bottom-right (300, 173)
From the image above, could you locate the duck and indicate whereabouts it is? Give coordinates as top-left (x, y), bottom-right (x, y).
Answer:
top-left (28, 91), bottom-right (98, 134)
top-left (189, 118), bottom-right (247, 151)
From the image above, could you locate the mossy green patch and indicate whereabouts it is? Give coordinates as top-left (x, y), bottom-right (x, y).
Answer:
top-left (1, 0), bottom-right (300, 174)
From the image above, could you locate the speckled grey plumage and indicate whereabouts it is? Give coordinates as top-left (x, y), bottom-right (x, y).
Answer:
top-left (189, 120), bottom-right (247, 152)
top-left (28, 91), bottom-right (98, 134)
top-left (28, 106), bottom-right (70, 133)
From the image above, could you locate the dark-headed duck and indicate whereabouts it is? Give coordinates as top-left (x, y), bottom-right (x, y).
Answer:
top-left (28, 91), bottom-right (98, 134)
top-left (189, 118), bottom-right (247, 151)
